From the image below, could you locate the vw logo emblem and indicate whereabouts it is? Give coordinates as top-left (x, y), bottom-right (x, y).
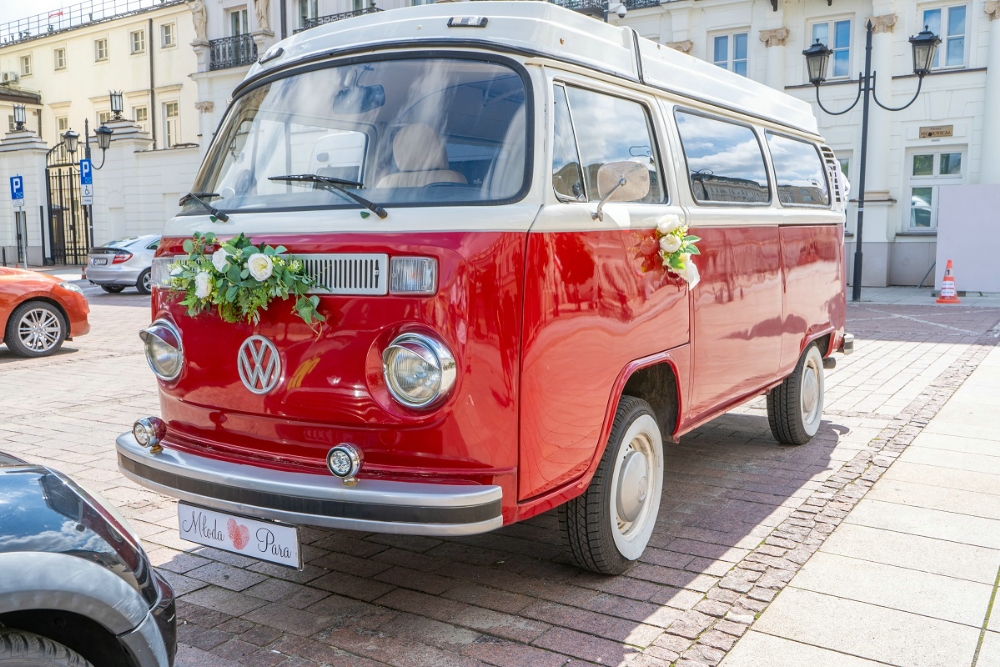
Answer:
top-left (237, 335), bottom-right (281, 395)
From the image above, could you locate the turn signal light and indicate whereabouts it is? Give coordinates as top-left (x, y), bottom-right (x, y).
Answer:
top-left (389, 257), bottom-right (437, 294)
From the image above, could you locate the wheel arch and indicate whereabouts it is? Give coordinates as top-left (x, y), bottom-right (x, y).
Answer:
top-left (0, 610), bottom-right (137, 667)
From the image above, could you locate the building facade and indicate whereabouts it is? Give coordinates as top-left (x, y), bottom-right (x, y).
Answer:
top-left (611, 0), bottom-right (1000, 286)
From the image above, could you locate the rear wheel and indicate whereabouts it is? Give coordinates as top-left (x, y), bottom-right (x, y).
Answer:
top-left (0, 628), bottom-right (93, 666)
top-left (767, 343), bottom-right (825, 445)
top-left (136, 269), bottom-right (152, 295)
top-left (100, 285), bottom-right (125, 294)
top-left (560, 395), bottom-right (663, 574)
top-left (4, 301), bottom-right (66, 358)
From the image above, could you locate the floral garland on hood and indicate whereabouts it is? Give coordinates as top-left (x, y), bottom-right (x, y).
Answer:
top-left (169, 232), bottom-right (325, 329)
top-left (653, 214), bottom-right (701, 287)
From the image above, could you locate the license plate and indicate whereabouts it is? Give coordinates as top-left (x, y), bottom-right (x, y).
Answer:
top-left (177, 503), bottom-right (301, 568)
top-left (92, 258), bottom-right (107, 265)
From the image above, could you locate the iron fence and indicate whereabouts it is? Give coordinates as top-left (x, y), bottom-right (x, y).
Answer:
top-left (1, 0), bottom-right (185, 46)
top-left (295, 6), bottom-right (383, 33)
top-left (209, 34), bottom-right (258, 71)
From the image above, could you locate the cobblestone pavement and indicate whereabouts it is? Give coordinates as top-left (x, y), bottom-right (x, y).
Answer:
top-left (2, 290), bottom-right (999, 667)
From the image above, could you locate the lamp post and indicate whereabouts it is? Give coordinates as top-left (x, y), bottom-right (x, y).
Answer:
top-left (804, 22), bottom-right (940, 302)
top-left (12, 104), bottom-right (26, 131)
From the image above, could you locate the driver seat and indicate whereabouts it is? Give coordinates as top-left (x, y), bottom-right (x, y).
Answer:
top-left (376, 124), bottom-right (467, 189)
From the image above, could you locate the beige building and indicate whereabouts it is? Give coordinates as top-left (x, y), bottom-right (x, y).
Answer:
top-left (0, 0), bottom-right (199, 152)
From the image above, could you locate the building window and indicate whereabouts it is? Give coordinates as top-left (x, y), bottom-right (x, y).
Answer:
top-left (56, 115), bottom-right (69, 160)
top-left (54, 48), bottom-right (66, 70)
top-left (133, 106), bottom-right (148, 132)
top-left (909, 150), bottom-right (963, 229)
top-left (713, 32), bottom-right (748, 76)
top-left (19, 55), bottom-right (31, 76)
top-left (924, 5), bottom-right (966, 68)
top-left (98, 111), bottom-right (113, 125)
top-left (161, 23), bottom-right (176, 47)
top-left (811, 20), bottom-right (851, 78)
top-left (298, 0), bottom-right (318, 26)
top-left (164, 101), bottom-right (179, 147)
top-left (7, 115), bottom-right (15, 133)
top-left (130, 29), bottom-right (146, 54)
top-left (229, 8), bottom-right (248, 36)
top-left (95, 38), bottom-right (108, 61)
top-left (411, 0), bottom-right (434, 5)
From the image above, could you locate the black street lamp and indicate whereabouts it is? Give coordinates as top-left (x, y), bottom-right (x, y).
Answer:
top-left (62, 129), bottom-right (79, 155)
top-left (12, 104), bottom-right (26, 131)
top-left (109, 90), bottom-right (124, 120)
top-left (805, 21), bottom-right (940, 302)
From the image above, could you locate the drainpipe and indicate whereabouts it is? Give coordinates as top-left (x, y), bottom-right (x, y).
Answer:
top-left (148, 17), bottom-right (157, 149)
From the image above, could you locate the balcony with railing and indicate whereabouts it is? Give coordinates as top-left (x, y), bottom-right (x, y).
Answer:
top-left (295, 6), bottom-right (383, 33)
top-left (548, 0), bottom-right (661, 17)
top-left (1, 0), bottom-right (185, 46)
top-left (209, 34), bottom-right (258, 71)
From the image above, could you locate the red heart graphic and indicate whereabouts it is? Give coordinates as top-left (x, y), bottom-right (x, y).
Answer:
top-left (227, 518), bottom-right (250, 550)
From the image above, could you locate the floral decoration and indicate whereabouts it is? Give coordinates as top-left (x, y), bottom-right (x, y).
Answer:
top-left (169, 232), bottom-right (325, 329)
top-left (650, 214), bottom-right (701, 287)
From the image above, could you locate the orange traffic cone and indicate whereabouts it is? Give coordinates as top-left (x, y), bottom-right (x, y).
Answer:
top-left (936, 259), bottom-right (961, 304)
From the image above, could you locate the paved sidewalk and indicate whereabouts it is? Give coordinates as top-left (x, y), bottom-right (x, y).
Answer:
top-left (721, 345), bottom-right (1000, 667)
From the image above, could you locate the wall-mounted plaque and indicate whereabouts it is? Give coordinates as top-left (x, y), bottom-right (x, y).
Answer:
top-left (919, 125), bottom-right (954, 139)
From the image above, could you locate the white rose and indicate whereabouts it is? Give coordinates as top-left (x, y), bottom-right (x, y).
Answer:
top-left (675, 258), bottom-right (701, 288)
top-left (659, 235), bottom-right (682, 254)
top-left (194, 271), bottom-right (212, 299)
top-left (246, 253), bottom-right (274, 282)
top-left (212, 248), bottom-right (231, 272)
top-left (169, 266), bottom-right (182, 277)
top-left (656, 214), bottom-right (683, 236)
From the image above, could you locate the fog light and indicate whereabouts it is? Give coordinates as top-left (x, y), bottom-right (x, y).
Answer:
top-left (133, 417), bottom-right (166, 451)
top-left (327, 444), bottom-right (362, 485)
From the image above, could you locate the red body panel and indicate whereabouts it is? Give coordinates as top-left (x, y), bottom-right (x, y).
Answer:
top-left (0, 268), bottom-right (90, 341)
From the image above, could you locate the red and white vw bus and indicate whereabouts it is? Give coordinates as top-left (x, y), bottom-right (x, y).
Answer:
top-left (120, 2), bottom-right (851, 574)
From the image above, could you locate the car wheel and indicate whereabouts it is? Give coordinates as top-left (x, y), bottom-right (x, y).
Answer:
top-left (0, 628), bottom-right (93, 666)
top-left (136, 269), bottom-right (152, 295)
top-left (4, 301), bottom-right (67, 358)
top-left (101, 285), bottom-right (126, 294)
top-left (767, 343), bottom-right (825, 446)
top-left (560, 395), bottom-right (664, 574)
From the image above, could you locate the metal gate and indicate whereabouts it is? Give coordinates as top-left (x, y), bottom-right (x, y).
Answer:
top-left (45, 161), bottom-right (91, 265)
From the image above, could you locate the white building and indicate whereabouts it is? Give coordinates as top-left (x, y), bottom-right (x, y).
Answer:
top-left (610, 0), bottom-right (1000, 286)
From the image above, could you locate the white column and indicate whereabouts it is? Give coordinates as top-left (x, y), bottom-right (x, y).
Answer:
top-left (760, 28), bottom-right (790, 89)
top-left (980, 3), bottom-right (1000, 183)
top-left (0, 131), bottom-right (51, 266)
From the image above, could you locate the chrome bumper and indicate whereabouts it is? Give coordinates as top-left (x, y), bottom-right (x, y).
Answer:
top-left (116, 433), bottom-right (504, 536)
top-left (840, 332), bottom-right (855, 355)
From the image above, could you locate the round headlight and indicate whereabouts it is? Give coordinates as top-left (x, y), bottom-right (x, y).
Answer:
top-left (382, 333), bottom-right (456, 409)
top-left (139, 319), bottom-right (183, 381)
top-left (327, 444), bottom-right (363, 479)
top-left (133, 416), bottom-right (166, 448)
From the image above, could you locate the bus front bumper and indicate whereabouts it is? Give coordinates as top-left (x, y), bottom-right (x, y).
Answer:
top-left (116, 433), bottom-right (504, 536)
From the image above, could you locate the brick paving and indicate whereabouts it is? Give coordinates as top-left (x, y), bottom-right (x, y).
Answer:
top-left (1, 290), bottom-right (999, 667)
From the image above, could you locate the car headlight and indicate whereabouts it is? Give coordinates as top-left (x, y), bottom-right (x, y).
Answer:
top-left (58, 282), bottom-right (83, 294)
top-left (139, 319), bottom-right (183, 381)
top-left (382, 333), bottom-right (456, 409)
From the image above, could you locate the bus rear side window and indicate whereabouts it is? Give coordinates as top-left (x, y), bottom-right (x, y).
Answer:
top-left (675, 110), bottom-right (770, 204)
top-left (766, 133), bottom-right (830, 206)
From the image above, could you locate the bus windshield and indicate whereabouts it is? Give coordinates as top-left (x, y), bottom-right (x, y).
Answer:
top-left (187, 57), bottom-right (529, 214)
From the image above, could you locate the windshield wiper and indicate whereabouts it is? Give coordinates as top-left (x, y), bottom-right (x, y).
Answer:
top-left (179, 192), bottom-right (229, 222)
top-left (268, 174), bottom-right (387, 219)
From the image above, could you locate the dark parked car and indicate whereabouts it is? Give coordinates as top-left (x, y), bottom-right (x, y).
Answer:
top-left (0, 452), bottom-right (175, 667)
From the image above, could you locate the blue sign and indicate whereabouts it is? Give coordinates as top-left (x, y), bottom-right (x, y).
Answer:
top-left (80, 158), bottom-right (93, 185)
top-left (10, 175), bottom-right (24, 201)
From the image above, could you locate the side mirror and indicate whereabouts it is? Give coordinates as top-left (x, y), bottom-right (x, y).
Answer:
top-left (593, 161), bottom-right (650, 221)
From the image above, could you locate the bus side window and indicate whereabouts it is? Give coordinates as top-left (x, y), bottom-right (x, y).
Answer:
top-left (564, 87), bottom-right (666, 204)
top-left (674, 110), bottom-right (770, 204)
top-left (765, 133), bottom-right (830, 206)
top-left (552, 85), bottom-right (585, 202)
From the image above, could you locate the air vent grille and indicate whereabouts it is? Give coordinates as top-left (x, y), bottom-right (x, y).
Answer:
top-left (820, 145), bottom-right (846, 210)
top-left (300, 253), bottom-right (388, 295)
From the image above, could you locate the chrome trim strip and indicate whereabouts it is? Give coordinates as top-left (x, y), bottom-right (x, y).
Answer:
top-left (116, 434), bottom-right (504, 537)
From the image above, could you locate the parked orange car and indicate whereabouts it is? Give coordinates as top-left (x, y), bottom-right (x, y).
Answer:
top-left (0, 268), bottom-right (90, 357)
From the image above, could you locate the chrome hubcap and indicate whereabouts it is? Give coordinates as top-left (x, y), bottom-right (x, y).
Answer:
top-left (18, 309), bottom-right (61, 352)
top-left (616, 434), bottom-right (654, 536)
top-left (142, 273), bottom-right (151, 290)
top-left (801, 358), bottom-right (821, 425)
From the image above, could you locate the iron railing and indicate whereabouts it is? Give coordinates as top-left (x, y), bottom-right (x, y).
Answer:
top-left (1, 0), bottom-right (184, 46)
top-left (550, 0), bottom-right (606, 16)
top-left (623, 0), bottom-right (661, 9)
top-left (295, 6), bottom-right (382, 33)
top-left (209, 34), bottom-right (258, 71)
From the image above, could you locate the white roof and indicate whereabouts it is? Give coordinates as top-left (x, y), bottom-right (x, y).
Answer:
top-left (247, 1), bottom-right (819, 135)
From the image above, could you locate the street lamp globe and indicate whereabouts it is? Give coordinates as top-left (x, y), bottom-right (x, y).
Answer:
top-left (909, 27), bottom-right (941, 77)
top-left (95, 124), bottom-right (113, 151)
top-left (802, 39), bottom-right (832, 86)
top-left (12, 104), bottom-right (26, 130)
top-left (62, 129), bottom-right (79, 155)
top-left (109, 90), bottom-right (124, 120)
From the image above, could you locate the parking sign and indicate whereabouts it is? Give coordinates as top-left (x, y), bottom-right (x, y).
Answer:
top-left (80, 158), bottom-right (93, 185)
top-left (10, 175), bottom-right (24, 210)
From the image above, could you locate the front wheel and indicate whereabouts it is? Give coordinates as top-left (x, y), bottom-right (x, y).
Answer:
top-left (560, 395), bottom-right (664, 574)
top-left (0, 628), bottom-right (93, 666)
top-left (767, 343), bottom-right (825, 445)
top-left (4, 301), bottom-right (67, 358)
